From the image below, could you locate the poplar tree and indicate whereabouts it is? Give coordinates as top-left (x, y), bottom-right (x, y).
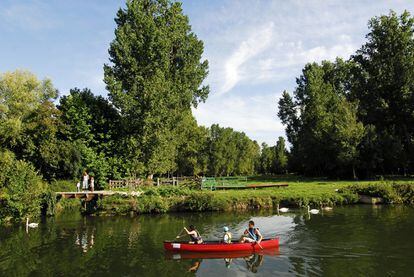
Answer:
top-left (104, 0), bottom-right (209, 178)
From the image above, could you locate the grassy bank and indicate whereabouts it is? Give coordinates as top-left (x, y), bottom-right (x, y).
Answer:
top-left (92, 179), bottom-right (414, 215)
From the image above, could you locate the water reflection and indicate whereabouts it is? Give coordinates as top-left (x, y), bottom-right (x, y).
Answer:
top-left (1, 206), bottom-right (414, 276)
top-left (167, 249), bottom-right (280, 274)
top-left (244, 254), bottom-right (264, 273)
top-left (188, 259), bottom-right (202, 273)
top-left (75, 228), bottom-right (95, 253)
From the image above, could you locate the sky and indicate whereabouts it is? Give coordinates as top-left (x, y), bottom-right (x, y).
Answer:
top-left (1, 0), bottom-right (414, 145)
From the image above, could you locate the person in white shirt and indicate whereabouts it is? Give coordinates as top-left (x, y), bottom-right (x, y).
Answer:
top-left (90, 177), bottom-right (95, 192)
top-left (82, 171), bottom-right (89, 190)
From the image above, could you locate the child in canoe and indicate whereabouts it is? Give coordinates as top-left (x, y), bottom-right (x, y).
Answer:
top-left (184, 225), bottom-right (203, 244)
top-left (240, 220), bottom-right (263, 243)
top-left (223, 226), bottom-right (232, 244)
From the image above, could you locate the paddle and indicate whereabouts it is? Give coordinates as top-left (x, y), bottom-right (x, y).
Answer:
top-left (175, 228), bottom-right (185, 239)
top-left (248, 229), bottom-right (263, 250)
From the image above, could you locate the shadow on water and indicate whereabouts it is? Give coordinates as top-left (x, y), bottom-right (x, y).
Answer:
top-left (0, 206), bottom-right (414, 276)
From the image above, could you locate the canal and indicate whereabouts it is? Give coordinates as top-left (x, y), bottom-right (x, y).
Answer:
top-left (0, 205), bottom-right (413, 276)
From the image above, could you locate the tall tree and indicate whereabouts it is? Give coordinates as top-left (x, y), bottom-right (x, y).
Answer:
top-left (274, 137), bottom-right (288, 174)
top-left (175, 112), bottom-right (209, 176)
top-left (352, 10), bottom-right (414, 175)
top-left (58, 88), bottom-right (123, 186)
top-left (259, 143), bottom-right (275, 174)
top-left (278, 60), bottom-right (364, 177)
top-left (104, 0), bottom-right (209, 178)
top-left (207, 124), bottom-right (259, 176)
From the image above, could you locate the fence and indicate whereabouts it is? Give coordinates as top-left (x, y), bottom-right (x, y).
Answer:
top-left (108, 179), bottom-right (143, 190)
top-left (201, 176), bottom-right (248, 190)
top-left (155, 177), bottom-right (195, 186)
top-left (108, 176), bottom-right (199, 190)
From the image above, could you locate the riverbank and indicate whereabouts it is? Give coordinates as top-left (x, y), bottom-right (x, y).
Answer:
top-left (3, 178), bottom-right (413, 225)
top-left (89, 180), bottom-right (414, 215)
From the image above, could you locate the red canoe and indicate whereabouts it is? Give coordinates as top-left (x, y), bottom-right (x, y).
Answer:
top-left (163, 238), bottom-right (279, 252)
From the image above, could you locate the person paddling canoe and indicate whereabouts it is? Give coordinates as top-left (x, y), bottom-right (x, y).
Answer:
top-left (240, 220), bottom-right (263, 243)
top-left (184, 225), bottom-right (203, 244)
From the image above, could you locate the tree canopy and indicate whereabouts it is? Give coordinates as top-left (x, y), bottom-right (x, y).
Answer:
top-left (278, 10), bottom-right (414, 178)
top-left (104, 0), bottom-right (209, 178)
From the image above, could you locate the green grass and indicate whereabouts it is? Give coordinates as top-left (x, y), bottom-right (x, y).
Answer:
top-left (201, 174), bottom-right (380, 189)
top-left (94, 177), bottom-right (414, 215)
top-left (50, 176), bottom-right (414, 215)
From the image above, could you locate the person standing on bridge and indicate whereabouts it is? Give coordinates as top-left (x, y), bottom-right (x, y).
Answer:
top-left (82, 171), bottom-right (89, 191)
top-left (90, 177), bottom-right (95, 192)
top-left (76, 181), bottom-right (81, 192)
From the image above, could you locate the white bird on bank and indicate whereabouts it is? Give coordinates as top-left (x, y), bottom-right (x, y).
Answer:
top-left (26, 218), bottom-right (39, 228)
top-left (277, 204), bottom-right (289, 213)
top-left (307, 206), bottom-right (320, 214)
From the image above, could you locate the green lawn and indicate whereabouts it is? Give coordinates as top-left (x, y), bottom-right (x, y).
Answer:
top-left (53, 176), bottom-right (414, 215)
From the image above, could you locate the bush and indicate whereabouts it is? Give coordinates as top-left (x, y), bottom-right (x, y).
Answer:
top-left (0, 150), bottom-right (48, 223)
top-left (342, 182), bottom-right (414, 204)
top-left (392, 184), bottom-right (414, 204)
top-left (49, 180), bottom-right (77, 192)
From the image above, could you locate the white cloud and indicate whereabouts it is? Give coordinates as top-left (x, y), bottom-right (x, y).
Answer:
top-left (220, 23), bottom-right (274, 94)
top-left (0, 2), bottom-right (58, 31)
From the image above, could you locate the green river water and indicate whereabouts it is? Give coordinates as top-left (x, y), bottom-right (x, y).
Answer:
top-left (0, 205), bottom-right (413, 276)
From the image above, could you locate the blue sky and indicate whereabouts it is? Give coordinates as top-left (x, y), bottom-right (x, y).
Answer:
top-left (1, 1), bottom-right (414, 145)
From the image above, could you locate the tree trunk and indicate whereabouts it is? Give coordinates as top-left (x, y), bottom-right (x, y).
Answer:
top-left (352, 165), bottom-right (357, 180)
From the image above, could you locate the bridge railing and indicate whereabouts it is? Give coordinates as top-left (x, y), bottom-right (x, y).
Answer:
top-left (201, 176), bottom-right (248, 190)
top-left (108, 179), bottom-right (143, 190)
top-left (108, 177), bottom-right (199, 190)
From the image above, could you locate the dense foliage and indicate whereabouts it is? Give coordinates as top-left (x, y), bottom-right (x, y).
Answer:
top-left (259, 137), bottom-right (288, 175)
top-left (279, 11), bottom-right (414, 178)
top-left (0, 150), bottom-right (47, 223)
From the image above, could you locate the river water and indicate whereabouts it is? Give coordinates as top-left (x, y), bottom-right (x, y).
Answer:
top-left (0, 205), bottom-right (413, 276)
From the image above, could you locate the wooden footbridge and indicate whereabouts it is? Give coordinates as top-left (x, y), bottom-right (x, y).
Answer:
top-left (55, 191), bottom-right (129, 201)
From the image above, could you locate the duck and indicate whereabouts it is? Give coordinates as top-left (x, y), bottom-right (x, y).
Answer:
top-left (320, 202), bottom-right (333, 211)
top-left (322, 205), bottom-right (333, 211)
top-left (277, 204), bottom-right (289, 213)
top-left (26, 218), bottom-right (39, 228)
top-left (307, 206), bottom-right (320, 214)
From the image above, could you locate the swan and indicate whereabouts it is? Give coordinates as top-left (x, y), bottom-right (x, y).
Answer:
top-left (26, 218), bottom-right (39, 228)
top-left (307, 206), bottom-right (319, 214)
top-left (277, 204), bottom-right (289, 213)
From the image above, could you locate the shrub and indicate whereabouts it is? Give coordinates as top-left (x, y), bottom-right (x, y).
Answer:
top-left (0, 150), bottom-right (48, 223)
top-left (49, 180), bottom-right (76, 192)
top-left (342, 183), bottom-right (414, 204)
